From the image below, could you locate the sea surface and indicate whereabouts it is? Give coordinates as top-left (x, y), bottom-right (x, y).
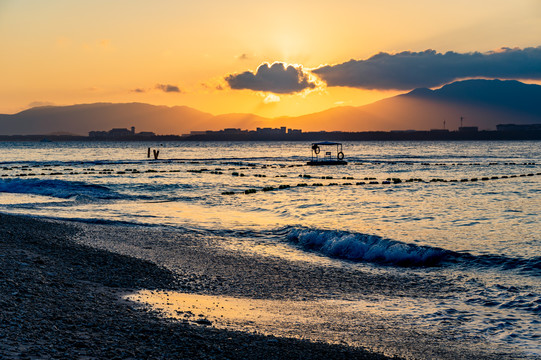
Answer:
top-left (0, 141), bottom-right (540, 356)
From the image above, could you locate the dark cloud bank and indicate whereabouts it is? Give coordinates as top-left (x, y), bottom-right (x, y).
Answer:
top-left (225, 63), bottom-right (316, 94)
top-left (155, 84), bottom-right (181, 93)
top-left (312, 47), bottom-right (541, 90)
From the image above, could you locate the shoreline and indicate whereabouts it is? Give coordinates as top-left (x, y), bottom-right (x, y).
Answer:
top-left (2, 132), bottom-right (541, 142)
top-left (0, 213), bottom-right (392, 359)
top-left (0, 213), bottom-right (528, 359)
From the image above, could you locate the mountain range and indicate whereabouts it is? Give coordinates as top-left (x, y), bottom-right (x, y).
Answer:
top-left (1, 79), bottom-right (540, 135)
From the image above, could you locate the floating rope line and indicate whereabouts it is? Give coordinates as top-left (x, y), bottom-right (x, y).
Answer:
top-left (221, 172), bottom-right (541, 195)
top-left (349, 161), bottom-right (537, 167)
top-left (1, 162), bottom-right (539, 196)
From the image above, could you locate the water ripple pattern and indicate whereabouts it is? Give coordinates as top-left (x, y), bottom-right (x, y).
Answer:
top-left (0, 140), bottom-right (540, 355)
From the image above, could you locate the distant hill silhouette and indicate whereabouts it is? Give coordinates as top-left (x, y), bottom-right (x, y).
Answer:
top-left (1, 79), bottom-right (540, 135)
top-left (278, 79), bottom-right (541, 131)
top-left (405, 79), bottom-right (541, 114)
top-left (0, 103), bottom-right (214, 136)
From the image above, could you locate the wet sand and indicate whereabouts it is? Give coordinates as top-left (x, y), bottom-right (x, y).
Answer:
top-left (0, 213), bottom-right (527, 359)
top-left (0, 213), bottom-right (393, 359)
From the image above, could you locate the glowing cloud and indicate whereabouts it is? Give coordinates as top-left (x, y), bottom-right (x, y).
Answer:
top-left (313, 47), bottom-right (541, 90)
top-left (263, 94), bottom-right (280, 103)
top-left (225, 62), bottom-right (317, 94)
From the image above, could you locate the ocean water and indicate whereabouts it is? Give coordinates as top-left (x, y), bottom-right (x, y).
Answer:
top-left (0, 141), bottom-right (539, 356)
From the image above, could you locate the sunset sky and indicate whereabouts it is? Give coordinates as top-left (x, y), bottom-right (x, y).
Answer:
top-left (1, 0), bottom-right (541, 117)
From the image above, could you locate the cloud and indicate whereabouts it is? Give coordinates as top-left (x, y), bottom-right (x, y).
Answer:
top-left (238, 53), bottom-right (249, 60)
top-left (263, 94), bottom-right (280, 103)
top-left (155, 84), bottom-right (181, 93)
top-left (132, 88), bottom-right (146, 93)
top-left (225, 62), bottom-right (317, 94)
top-left (200, 81), bottom-right (226, 91)
top-left (312, 47), bottom-right (541, 90)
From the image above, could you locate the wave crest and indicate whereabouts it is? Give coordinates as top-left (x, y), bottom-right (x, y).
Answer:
top-left (0, 178), bottom-right (122, 200)
top-left (286, 228), bottom-right (450, 267)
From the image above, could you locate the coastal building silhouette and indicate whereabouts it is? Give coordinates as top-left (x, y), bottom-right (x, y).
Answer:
top-left (497, 124), bottom-right (541, 131)
top-left (458, 126), bottom-right (478, 133)
top-left (89, 126), bottom-right (155, 138)
top-left (80, 124), bottom-right (541, 141)
top-left (256, 127), bottom-right (287, 136)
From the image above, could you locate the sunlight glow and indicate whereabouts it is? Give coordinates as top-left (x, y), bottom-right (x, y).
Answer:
top-left (0, 0), bottom-right (539, 119)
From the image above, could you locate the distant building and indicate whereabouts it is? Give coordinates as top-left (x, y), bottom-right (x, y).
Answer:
top-left (88, 131), bottom-right (108, 138)
top-left (256, 127), bottom-right (287, 136)
top-left (429, 129), bottom-right (449, 133)
top-left (458, 126), bottom-right (478, 132)
top-left (88, 126), bottom-right (155, 138)
top-left (497, 124), bottom-right (541, 131)
top-left (108, 128), bottom-right (133, 137)
top-left (189, 131), bottom-right (207, 135)
top-left (288, 129), bottom-right (302, 135)
top-left (222, 128), bottom-right (244, 134)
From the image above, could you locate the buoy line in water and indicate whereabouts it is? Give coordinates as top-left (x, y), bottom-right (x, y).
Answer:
top-left (2, 163), bottom-right (540, 197)
top-left (1, 160), bottom-right (537, 171)
top-left (350, 161), bottom-right (537, 166)
top-left (154, 160), bottom-right (539, 167)
top-left (1, 162), bottom-right (539, 179)
top-left (221, 172), bottom-right (541, 196)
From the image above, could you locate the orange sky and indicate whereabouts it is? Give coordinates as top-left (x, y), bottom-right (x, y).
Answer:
top-left (1, 0), bottom-right (540, 117)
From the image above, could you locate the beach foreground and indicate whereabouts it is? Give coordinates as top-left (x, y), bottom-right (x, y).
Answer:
top-left (0, 213), bottom-right (394, 359)
top-left (0, 214), bottom-right (529, 359)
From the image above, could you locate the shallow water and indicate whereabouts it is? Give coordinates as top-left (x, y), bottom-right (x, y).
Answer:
top-left (0, 140), bottom-right (540, 356)
top-left (124, 289), bottom-right (531, 359)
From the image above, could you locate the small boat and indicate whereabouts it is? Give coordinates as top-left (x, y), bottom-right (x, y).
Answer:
top-left (306, 141), bottom-right (347, 165)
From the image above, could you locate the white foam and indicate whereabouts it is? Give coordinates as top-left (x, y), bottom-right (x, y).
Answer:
top-left (287, 228), bottom-right (447, 266)
top-left (0, 178), bottom-right (119, 200)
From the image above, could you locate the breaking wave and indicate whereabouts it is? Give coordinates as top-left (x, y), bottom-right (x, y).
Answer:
top-left (0, 178), bottom-right (123, 200)
top-left (286, 227), bottom-right (450, 267)
top-left (285, 227), bottom-right (541, 274)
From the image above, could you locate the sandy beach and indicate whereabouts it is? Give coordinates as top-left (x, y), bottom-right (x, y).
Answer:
top-left (0, 213), bottom-right (529, 359)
